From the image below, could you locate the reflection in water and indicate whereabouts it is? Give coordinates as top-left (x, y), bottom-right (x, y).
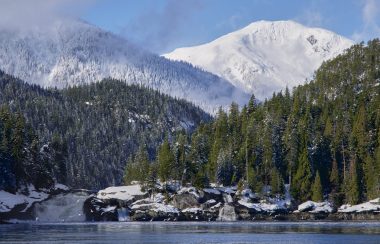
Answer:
top-left (0, 222), bottom-right (380, 244)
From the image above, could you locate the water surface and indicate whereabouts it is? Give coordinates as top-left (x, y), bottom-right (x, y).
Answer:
top-left (1, 222), bottom-right (379, 244)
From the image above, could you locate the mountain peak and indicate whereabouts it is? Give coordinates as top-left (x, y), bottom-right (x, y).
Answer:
top-left (163, 20), bottom-right (354, 100)
top-left (0, 18), bottom-right (249, 114)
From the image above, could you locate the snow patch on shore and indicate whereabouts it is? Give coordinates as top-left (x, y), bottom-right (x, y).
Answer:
top-left (338, 198), bottom-right (380, 213)
top-left (238, 198), bottom-right (287, 213)
top-left (97, 185), bottom-right (145, 201)
top-left (0, 185), bottom-right (49, 213)
top-left (295, 201), bottom-right (334, 213)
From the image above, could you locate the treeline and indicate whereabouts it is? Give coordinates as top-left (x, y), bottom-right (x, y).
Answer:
top-left (0, 106), bottom-right (67, 192)
top-left (0, 73), bottom-right (211, 189)
top-left (125, 39), bottom-right (380, 205)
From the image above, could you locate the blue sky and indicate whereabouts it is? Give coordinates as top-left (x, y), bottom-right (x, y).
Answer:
top-left (2, 0), bottom-right (379, 54)
top-left (80, 0), bottom-right (380, 54)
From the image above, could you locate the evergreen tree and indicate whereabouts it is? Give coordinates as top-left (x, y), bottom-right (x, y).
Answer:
top-left (292, 145), bottom-right (312, 202)
top-left (363, 155), bottom-right (378, 200)
top-left (329, 155), bottom-right (340, 193)
top-left (157, 138), bottom-right (174, 183)
top-left (134, 145), bottom-right (151, 184)
top-left (270, 168), bottom-right (284, 195)
top-left (123, 156), bottom-right (136, 185)
top-left (345, 157), bottom-right (360, 204)
top-left (312, 171), bottom-right (323, 202)
top-left (216, 148), bottom-right (233, 186)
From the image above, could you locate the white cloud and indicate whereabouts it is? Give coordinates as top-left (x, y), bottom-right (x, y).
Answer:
top-left (121, 0), bottom-right (203, 53)
top-left (0, 0), bottom-right (95, 31)
top-left (352, 0), bottom-right (380, 42)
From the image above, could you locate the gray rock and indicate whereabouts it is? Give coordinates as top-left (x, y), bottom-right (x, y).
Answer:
top-left (172, 193), bottom-right (199, 209)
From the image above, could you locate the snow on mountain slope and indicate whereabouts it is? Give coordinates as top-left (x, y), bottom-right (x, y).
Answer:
top-left (163, 20), bottom-right (354, 100)
top-left (0, 19), bottom-right (249, 114)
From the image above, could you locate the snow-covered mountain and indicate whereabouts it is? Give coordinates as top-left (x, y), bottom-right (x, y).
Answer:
top-left (0, 19), bottom-right (249, 114)
top-left (163, 20), bottom-right (354, 100)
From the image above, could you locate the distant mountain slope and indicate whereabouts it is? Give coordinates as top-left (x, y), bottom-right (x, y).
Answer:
top-left (0, 19), bottom-right (249, 114)
top-left (163, 20), bottom-right (354, 100)
top-left (0, 71), bottom-right (211, 189)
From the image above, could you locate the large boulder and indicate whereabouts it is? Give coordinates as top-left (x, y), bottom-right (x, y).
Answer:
top-left (96, 185), bottom-right (148, 206)
top-left (83, 185), bottom-right (148, 221)
top-left (199, 188), bottom-right (223, 203)
top-left (83, 196), bottom-right (119, 221)
top-left (295, 201), bottom-right (334, 213)
top-left (172, 193), bottom-right (199, 209)
top-left (172, 187), bottom-right (201, 209)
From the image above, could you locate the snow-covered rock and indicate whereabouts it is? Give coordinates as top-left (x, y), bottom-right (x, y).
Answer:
top-left (96, 185), bottom-right (146, 202)
top-left (0, 185), bottom-right (49, 213)
top-left (84, 184), bottom-right (380, 222)
top-left (203, 188), bottom-right (221, 195)
top-left (0, 18), bottom-right (249, 114)
top-left (53, 184), bottom-right (70, 192)
top-left (237, 198), bottom-right (288, 213)
top-left (182, 207), bottom-right (202, 213)
top-left (164, 20), bottom-right (354, 100)
top-left (295, 201), bottom-right (334, 213)
top-left (172, 191), bottom-right (199, 209)
top-left (338, 198), bottom-right (380, 213)
top-left (177, 187), bottom-right (200, 199)
top-left (131, 202), bottom-right (179, 214)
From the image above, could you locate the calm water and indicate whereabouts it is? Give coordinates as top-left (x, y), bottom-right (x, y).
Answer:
top-left (0, 222), bottom-right (380, 244)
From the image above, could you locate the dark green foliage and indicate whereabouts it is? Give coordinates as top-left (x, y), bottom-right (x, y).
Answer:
top-left (0, 106), bottom-right (59, 192)
top-left (145, 39), bottom-right (380, 204)
top-left (292, 146), bottom-right (312, 202)
top-left (216, 148), bottom-right (234, 186)
top-left (0, 73), bottom-right (210, 189)
top-left (123, 145), bottom-right (150, 185)
top-left (345, 157), bottom-right (361, 204)
top-left (312, 171), bottom-right (324, 202)
top-left (2, 38), bottom-right (380, 206)
top-left (158, 138), bottom-right (175, 182)
top-left (270, 168), bottom-right (284, 195)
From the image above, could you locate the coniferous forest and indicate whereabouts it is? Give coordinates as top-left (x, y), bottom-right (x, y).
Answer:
top-left (125, 40), bottom-right (380, 205)
top-left (1, 40), bottom-right (379, 206)
top-left (0, 73), bottom-right (211, 189)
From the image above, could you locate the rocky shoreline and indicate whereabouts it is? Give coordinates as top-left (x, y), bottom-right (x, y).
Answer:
top-left (82, 184), bottom-right (380, 222)
top-left (1, 184), bottom-right (380, 223)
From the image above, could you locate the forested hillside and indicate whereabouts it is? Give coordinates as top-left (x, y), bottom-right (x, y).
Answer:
top-left (129, 40), bottom-right (380, 205)
top-left (0, 107), bottom-right (65, 193)
top-left (0, 72), bottom-right (211, 189)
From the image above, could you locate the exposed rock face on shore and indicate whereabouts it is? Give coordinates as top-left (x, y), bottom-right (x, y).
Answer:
top-left (2, 183), bottom-right (379, 223)
top-left (83, 184), bottom-right (380, 222)
top-left (83, 184), bottom-right (289, 221)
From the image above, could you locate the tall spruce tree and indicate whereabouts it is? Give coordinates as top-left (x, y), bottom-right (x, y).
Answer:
top-left (292, 145), bottom-right (312, 202)
top-left (312, 171), bottom-right (323, 202)
top-left (345, 156), bottom-right (360, 204)
top-left (157, 138), bottom-right (174, 183)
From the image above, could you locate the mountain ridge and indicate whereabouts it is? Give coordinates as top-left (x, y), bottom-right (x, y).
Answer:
top-left (0, 19), bottom-right (249, 114)
top-left (163, 20), bottom-right (354, 100)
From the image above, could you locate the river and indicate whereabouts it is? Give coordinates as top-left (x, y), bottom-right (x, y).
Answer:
top-left (0, 222), bottom-right (379, 243)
